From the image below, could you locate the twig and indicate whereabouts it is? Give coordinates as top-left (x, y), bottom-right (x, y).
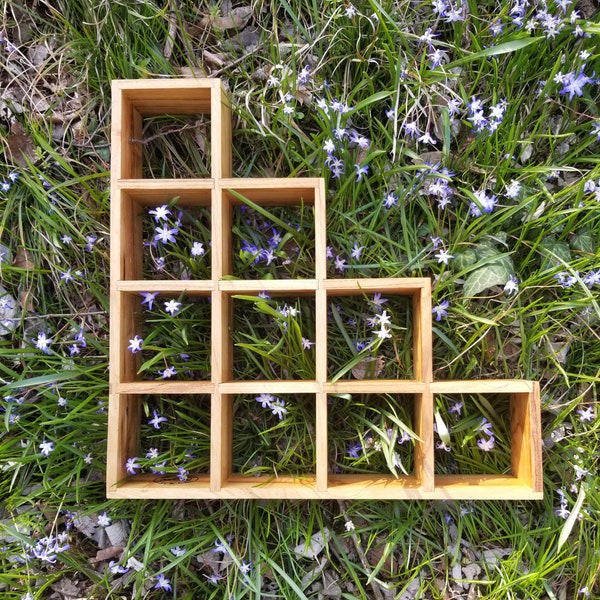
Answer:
top-left (129, 122), bottom-right (207, 145)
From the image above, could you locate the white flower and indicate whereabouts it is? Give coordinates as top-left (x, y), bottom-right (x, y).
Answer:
top-left (375, 325), bottom-right (392, 339)
top-left (191, 241), bottom-right (205, 256)
top-left (504, 276), bottom-right (519, 295)
top-left (164, 299), bottom-right (181, 315)
top-left (39, 440), bottom-right (54, 456)
top-left (97, 512), bottom-right (111, 527)
top-left (434, 249), bottom-right (453, 265)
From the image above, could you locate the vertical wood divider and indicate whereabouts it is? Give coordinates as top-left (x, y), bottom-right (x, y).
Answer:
top-left (315, 285), bottom-right (328, 492)
top-left (212, 174), bottom-right (226, 491)
top-left (417, 283), bottom-right (434, 491)
top-left (511, 382), bottom-right (543, 494)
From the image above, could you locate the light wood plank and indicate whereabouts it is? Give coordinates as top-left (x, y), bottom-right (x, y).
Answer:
top-left (106, 394), bottom-right (140, 493)
top-left (115, 382), bottom-right (214, 394)
top-left (322, 278), bottom-right (430, 293)
top-left (219, 280), bottom-right (318, 293)
top-left (415, 281), bottom-right (433, 382)
top-left (214, 84), bottom-right (232, 178)
top-left (117, 281), bottom-right (215, 293)
top-left (115, 78), bottom-right (218, 115)
top-left (219, 381), bottom-right (321, 394)
top-left (417, 387), bottom-right (435, 492)
top-left (324, 380), bottom-right (427, 394)
top-left (430, 380), bottom-right (535, 394)
top-left (511, 382), bottom-right (543, 493)
top-left (117, 181), bottom-right (214, 202)
top-left (434, 474), bottom-right (544, 500)
top-left (221, 181), bottom-right (318, 206)
top-left (315, 391), bottom-right (328, 492)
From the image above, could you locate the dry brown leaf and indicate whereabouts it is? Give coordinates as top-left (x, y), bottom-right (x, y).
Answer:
top-left (13, 248), bottom-right (34, 270)
top-left (352, 356), bottom-right (385, 379)
top-left (199, 6), bottom-right (253, 31)
top-left (6, 121), bottom-right (36, 167)
top-left (202, 49), bottom-right (226, 68)
top-left (19, 290), bottom-right (34, 311)
top-left (89, 546), bottom-right (124, 564)
top-left (295, 86), bottom-right (312, 106)
top-left (179, 66), bottom-right (209, 78)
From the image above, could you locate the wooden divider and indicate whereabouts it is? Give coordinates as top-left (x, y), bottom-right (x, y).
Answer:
top-left (107, 79), bottom-right (542, 500)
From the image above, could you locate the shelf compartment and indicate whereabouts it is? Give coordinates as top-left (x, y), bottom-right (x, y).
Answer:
top-left (111, 79), bottom-right (231, 180)
top-left (430, 380), bottom-right (543, 500)
top-left (114, 290), bottom-right (212, 384)
top-left (113, 186), bottom-right (213, 281)
top-left (323, 278), bottom-right (432, 384)
top-left (218, 179), bottom-right (327, 281)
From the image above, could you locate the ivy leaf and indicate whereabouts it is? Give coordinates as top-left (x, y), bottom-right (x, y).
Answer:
top-left (463, 262), bottom-right (513, 297)
top-left (540, 238), bottom-right (571, 270)
top-left (570, 229), bottom-right (596, 255)
top-left (454, 248), bottom-right (477, 271)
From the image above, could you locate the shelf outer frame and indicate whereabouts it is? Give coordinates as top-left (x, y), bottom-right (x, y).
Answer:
top-left (107, 78), bottom-right (542, 500)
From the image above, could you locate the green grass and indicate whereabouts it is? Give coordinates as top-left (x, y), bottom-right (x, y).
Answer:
top-left (1, 0), bottom-right (599, 598)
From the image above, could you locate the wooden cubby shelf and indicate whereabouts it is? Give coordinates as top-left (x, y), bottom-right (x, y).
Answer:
top-left (108, 79), bottom-right (543, 500)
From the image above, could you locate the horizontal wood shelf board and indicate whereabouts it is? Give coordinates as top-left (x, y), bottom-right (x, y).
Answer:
top-left (322, 278), bottom-right (430, 293)
top-left (328, 474), bottom-right (421, 487)
top-left (115, 382), bottom-right (215, 394)
top-left (116, 281), bottom-right (215, 292)
top-left (117, 179), bottom-right (216, 191)
top-left (220, 177), bottom-right (324, 190)
top-left (324, 380), bottom-right (427, 393)
top-left (218, 381), bottom-right (321, 394)
top-left (435, 474), bottom-right (523, 487)
top-left (430, 380), bottom-right (535, 393)
top-left (118, 187), bottom-right (213, 204)
top-left (115, 79), bottom-right (218, 115)
top-left (218, 280), bottom-right (319, 292)
top-left (222, 188), bottom-right (317, 206)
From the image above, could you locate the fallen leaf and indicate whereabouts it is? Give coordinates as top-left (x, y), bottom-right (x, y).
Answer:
top-left (352, 356), bottom-right (385, 379)
top-left (104, 521), bottom-right (130, 548)
top-left (89, 546), bottom-right (124, 564)
top-left (321, 570), bottom-right (342, 597)
top-left (199, 6), bottom-right (253, 31)
top-left (179, 66), bottom-right (209, 78)
top-left (126, 556), bottom-right (145, 572)
top-left (202, 50), bottom-right (225, 68)
top-left (50, 578), bottom-right (82, 598)
top-left (481, 546), bottom-right (512, 567)
top-left (13, 248), bottom-right (34, 269)
top-left (294, 528), bottom-right (331, 560)
top-left (27, 43), bottom-right (49, 66)
top-left (0, 285), bottom-right (19, 335)
top-left (19, 290), bottom-right (34, 312)
top-left (6, 121), bottom-right (36, 167)
top-left (462, 562), bottom-right (482, 579)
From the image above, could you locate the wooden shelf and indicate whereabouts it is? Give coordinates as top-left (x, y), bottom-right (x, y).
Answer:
top-left (108, 79), bottom-right (543, 500)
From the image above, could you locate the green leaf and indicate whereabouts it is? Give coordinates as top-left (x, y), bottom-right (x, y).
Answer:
top-left (558, 485), bottom-right (586, 551)
top-left (454, 248), bottom-right (478, 271)
top-left (570, 229), bottom-right (596, 255)
top-left (351, 90), bottom-right (393, 113)
top-left (434, 408), bottom-right (451, 445)
top-left (3, 371), bottom-right (80, 389)
top-left (447, 36), bottom-right (541, 68)
top-left (463, 262), bottom-right (512, 297)
top-left (540, 238), bottom-right (572, 270)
